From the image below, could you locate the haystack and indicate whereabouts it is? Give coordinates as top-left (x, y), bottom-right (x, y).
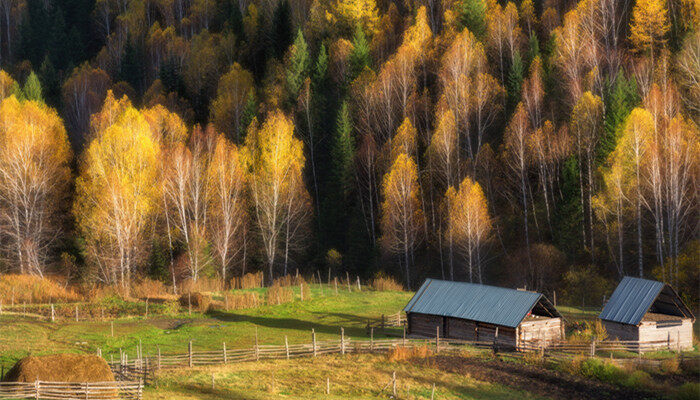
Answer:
top-left (2, 354), bottom-right (114, 382)
top-left (179, 291), bottom-right (211, 312)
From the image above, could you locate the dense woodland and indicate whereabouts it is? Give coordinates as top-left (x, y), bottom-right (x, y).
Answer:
top-left (0, 0), bottom-right (697, 306)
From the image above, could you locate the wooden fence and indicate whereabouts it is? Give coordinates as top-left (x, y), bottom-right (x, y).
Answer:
top-left (0, 380), bottom-right (143, 400)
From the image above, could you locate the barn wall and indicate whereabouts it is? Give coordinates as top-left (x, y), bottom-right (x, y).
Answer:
top-left (602, 318), bottom-right (693, 352)
top-left (408, 313), bottom-right (443, 337)
top-left (445, 318), bottom-right (516, 347)
top-left (638, 319), bottom-right (694, 351)
top-left (518, 317), bottom-right (563, 347)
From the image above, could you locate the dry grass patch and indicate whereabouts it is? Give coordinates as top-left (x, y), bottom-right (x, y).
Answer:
top-left (230, 271), bottom-right (264, 289)
top-left (0, 274), bottom-right (81, 304)
top-left (265, 285), bottom-right (293, 305)
top-left (371, 276), bottom-right (404, 291)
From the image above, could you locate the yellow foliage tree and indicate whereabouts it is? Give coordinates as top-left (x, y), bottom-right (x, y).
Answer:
top-left (74, 93), bottom-right (162, 291)
top-left (0, 96), bottom-right (72, 276)
top-left (446, 176), bottom-right (492, 283)
top-left (380, 153), bottom-right (423, 287)
top-left (629, 0), bottom-right (670, 64)
top-left (210, 63), bottom-right (255, 141)
top-left (242, 110), bottom-right (310, 281)
top-left (207, 135), bottom-right (247, 284)
top-left (336, 0), bottom-right (379, 35)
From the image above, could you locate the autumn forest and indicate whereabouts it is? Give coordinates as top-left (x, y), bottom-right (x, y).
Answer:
top-left (0, 0), bottom-right (697, 306)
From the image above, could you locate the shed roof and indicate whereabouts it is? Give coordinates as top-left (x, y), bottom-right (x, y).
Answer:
top-left (403, 279), bottom-right (561, 328)
top-left (599, 276), bottom-right (695, 325)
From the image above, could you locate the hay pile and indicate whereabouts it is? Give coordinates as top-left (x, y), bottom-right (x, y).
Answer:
top-left (179, 291), bottom-right (211, 312)
top-left (3, 354), bottom-right (115, 382)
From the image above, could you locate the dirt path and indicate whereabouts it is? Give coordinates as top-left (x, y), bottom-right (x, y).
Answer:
top-left (433, 355), bottom-right (662, 400)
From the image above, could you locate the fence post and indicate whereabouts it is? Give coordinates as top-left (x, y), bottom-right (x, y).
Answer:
top-left (188, 340), bottom-right (193, 368)
top-left (285, 336), bottom-right (290, 360)
top-left (341, 328), bottom-right (345, 355)
top-left (392, 371), bottom-right (397, 397)
top-left (431, 383), bottom-right (435, 400)
top-left (356, 276), bottom-right (361, 291)
top-left (157, 346), bottom-right (161, 371)
top-left (225, 295), bottom-right (229, 311)
top-left (145, 299), bottom-right (149, 318)
top-left (402, 324), bottom-right (406, 346)
top-left (75, 305), bottom-right (79, 322)
top-left (334, 278), bottom-right (338, 295)
top-left (370, 327), bottom-right (374, 351)
top-left (111, 321), bottom-right (114, 337)
top-left (255, 327), bottom-right (259, 361)
top-left (188, 292), bottom-right (192, 315)
top-left (346, 272), bottom-right (351, 292)
top-left (590, 339), bottom-right (596, 357)
top-left (436, 326), bottom-right (440, 353)
top-left (223, 342), bottom-right (227, 364)
top-left (326, 377), bottom-right (330, 395)
top-left (35, 379), bottom-right (39, 400)
top-left (300, 283), bottom-right (304, 301)
top-left (51, 304), bottom-right (55, 322)
top-left (312, 328), bottom-right (317, 357)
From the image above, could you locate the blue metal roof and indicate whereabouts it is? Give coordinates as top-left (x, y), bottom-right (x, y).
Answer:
top-left (404, 279), bottom-right (557, 328)
top-left (599, 277), bottom-right (665, 325)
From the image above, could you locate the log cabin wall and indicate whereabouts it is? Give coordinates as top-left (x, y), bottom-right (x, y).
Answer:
top-left (408, 312), bottom-right (444, 337)
top-left (518, 317), bottom-right (563, 347)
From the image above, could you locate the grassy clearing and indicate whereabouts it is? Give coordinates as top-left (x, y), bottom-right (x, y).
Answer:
top-left (0, 286), bottom-right (411, 368)
top-left (145, 353), bottom-right (547, 400)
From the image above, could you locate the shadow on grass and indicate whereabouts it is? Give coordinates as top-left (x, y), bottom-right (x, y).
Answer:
top-left (208, 311), bottom-right (399, 339)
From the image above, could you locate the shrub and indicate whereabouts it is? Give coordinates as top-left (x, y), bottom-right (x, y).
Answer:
top-left (579, 358), bottom-right (626, 384)
top-left (178, 292), bottom-right (211, 312)
top-left (659, 357), bottom-right (680, 374)
top-left (623, 370), bottom-right (653, 390)
top-left (569, 320), bottom-right (609, 343)
top-left (266, 285), bottom-right (293, 305)
top-left (230, 271), bottom-right (264, 289)
top-left (674, 383), bottom-right (700, 400)
top-left (371, 276), bottom-right (404, 291)
top-left (522, 351), bottom-right (544, 366)
top-left (0, 274), bottom-right (82, 304)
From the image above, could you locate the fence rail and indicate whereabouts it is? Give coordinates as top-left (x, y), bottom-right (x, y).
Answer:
top-left (0, 380), bottom-right (143, 400)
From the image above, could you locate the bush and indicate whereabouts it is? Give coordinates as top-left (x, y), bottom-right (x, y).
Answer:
top-left (562, 265), bottom-right (613, 308)
top-left (674, 383), bottom-right (700, 400)
top-left (0, 274), bottom-right (82, 304)
top-left (579, 358), bottom-right (626, 384)
top-left (623, 370), bottom-right (653, 390)
top-left (178, 292), bottom-right (211, 312)
top-left (659, 357), bottom-right (680, 374)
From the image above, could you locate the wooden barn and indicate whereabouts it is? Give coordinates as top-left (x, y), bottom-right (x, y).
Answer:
top-left (599, 277), bottom-right (695, 352)
top-left (403, 279), bottom-right (564, 348)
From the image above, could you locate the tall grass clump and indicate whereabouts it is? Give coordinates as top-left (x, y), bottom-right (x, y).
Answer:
top-left (0, 274), bottom-right (81, 304)
top-left (387, 345), bottom-right (432, 362)
top-left (266, 285), bottom-right (293, 305)
top-left (371, 276), bottom-right (404, 291)
top-left (180, 276), bottom-right (222, 293)
top-left (221, 292), bottom-right (261, 310)
top-left (230, 271), bottom-right (264, 289)
top-left (130, 278), bottom-right (172, 299)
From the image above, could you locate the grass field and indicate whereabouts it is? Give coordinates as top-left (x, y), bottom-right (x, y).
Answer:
top-left (1, 285), bottom-right (698, 400)
top-left (145, 353), bottom-right (548, 400)
top-left (0, 286), bottom-right (412, 367)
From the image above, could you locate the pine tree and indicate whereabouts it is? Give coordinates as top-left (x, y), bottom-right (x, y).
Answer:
top-left (271, 0), bottom-right (292, 59)
top-left (39, 56), bottom-right (60, 107)
top-left (459, 0), bottom-right (486, 39)
top-left (600, 71), bottom-right (639, 160)
top-left (22, 71), bottom-right (42, 102)
top-left (507, 50), bottom-right (524, 111)
top-left (349, 25), bottom-right (371, 81)
top-left (286, 29), bottom-right (310, 102)
top-left (325, 101), bottom-right (355, 247)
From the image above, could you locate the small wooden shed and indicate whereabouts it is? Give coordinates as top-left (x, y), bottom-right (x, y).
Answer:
top-left (599, 276), bottom-right (695, 352)
top-left (404, 279), bottom-right (564, 348)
